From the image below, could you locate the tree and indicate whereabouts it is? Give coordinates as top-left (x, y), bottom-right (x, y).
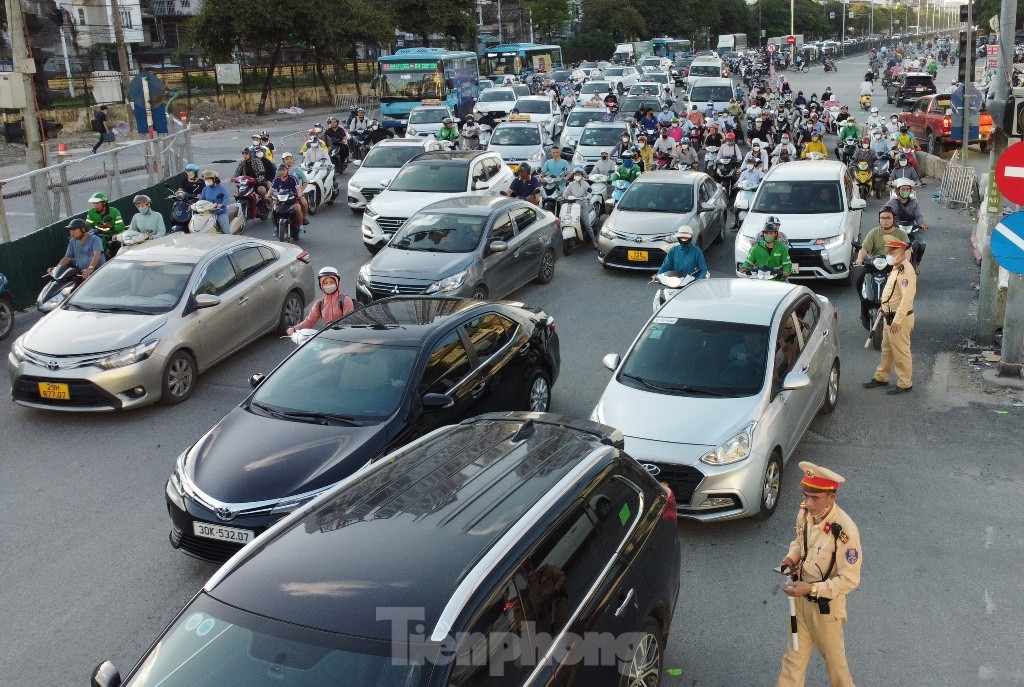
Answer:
top-left (526, 0), bottom-right (571, 42)
top-left (391, 0), bottom-right (476, 48)
top-left (561, 30), bottom-right (617, 62)
top-left (581, 0), bottom-right (646, 41)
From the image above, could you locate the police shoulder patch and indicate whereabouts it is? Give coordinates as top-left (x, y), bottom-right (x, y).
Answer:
top-left (901, 278), bottom-right (909, 287)
top-left (845, 548), bottom-right (859, 564)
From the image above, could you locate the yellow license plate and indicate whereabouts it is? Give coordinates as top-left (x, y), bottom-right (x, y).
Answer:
top-left (38, 382), bottom-right (70, 400)
top-left (508, 164), bottom-right (518, 173)
top-left (627, 250), bottom-right (649, 262)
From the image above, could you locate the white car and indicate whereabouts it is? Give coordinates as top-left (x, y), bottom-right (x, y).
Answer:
top-left (579, 80), bottom-right (613, 102)
top-left (600, 66), bottom-right (641, 94)
top-left (473, 87), bottom-right (519, 121)
top-left (638, 56), bottom-right (672, 73)
top-left (347, 138), bottom-right (437, 211)
top-left (361, 150), bottom-right (514, 253)
top-left (487, 120), bottom-right (548, 172)
top-left (558, 105), bottom-right (609, 152)
top-left (404, 104), bottom-right (454, 138)
top-left (511, 95), bottom-right (563, 139)
top-left (733, 160), bottom-right (866, 283)
top-left (627, 81), bottom-right (665, 97)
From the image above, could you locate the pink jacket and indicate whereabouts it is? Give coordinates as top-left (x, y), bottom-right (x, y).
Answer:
top-left (295, 291), bottom-right (354, 330)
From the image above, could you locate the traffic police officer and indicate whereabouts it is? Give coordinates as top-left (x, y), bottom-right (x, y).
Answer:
top-left (863, 238), bottom-right (916, 394)
top-left (776, 462), bottom-right (862, 687)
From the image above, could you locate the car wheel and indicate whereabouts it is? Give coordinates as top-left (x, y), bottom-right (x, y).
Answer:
top-left (618, 618), bottom-right (664, 687)
top-left (535, 247), bottom-right (556, 284)
top-left (0, 299), bottom-right (13, 341)
top-left (927, 131), bottom-right (942, 156)
top-left (755, 452), bottom-right (783, 520)
top-left (471, 285), bottom-right (488, 300)
top-left (160, 351), bottom-right (197, 405)
top-left (276, 290), bottom-right (305, 335)
top-left (525, 369), bottom-right (552, 412)
top-left (821, 359), bottom-right (840, 414)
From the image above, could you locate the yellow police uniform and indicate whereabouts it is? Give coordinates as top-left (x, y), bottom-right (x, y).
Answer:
top-left (871, 255), bottom-right (916, 390)
top-left (776, 462), bottom-right (862, 687)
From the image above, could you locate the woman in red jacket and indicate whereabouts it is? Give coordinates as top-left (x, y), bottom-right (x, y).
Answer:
top-left (287, 266), bottom-right (354, 334)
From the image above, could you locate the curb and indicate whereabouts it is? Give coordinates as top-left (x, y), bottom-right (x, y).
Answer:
top-left (981, 368), bottom-right (1024, 389)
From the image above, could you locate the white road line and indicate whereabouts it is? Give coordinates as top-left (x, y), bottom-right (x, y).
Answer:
top-left (985, 525), bottom-right (994, 549)
top-left (984, 588), bottom-right (995, 614)
top-left (995, 223), bottom-right (1024, 252)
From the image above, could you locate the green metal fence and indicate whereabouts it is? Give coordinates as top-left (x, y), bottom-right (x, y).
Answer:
top-left (0, 173), bottom-right (183, 311)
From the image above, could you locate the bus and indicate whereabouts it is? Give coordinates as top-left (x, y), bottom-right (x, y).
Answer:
top-left (653, 38), bottom-right (693, 59)
top-left (377, 48), bottom-right (480, 129)
top-left (480, 43), bottom-right (564, 79)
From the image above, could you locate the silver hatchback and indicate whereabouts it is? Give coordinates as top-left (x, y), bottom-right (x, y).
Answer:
top-left (8, 235), bottom-right (314, 411)
top-left (592, 279), bottom-right (841, 521)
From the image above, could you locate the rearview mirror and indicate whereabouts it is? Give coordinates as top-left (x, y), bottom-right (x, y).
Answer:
top-left (194, 294), bottom-right (221, 309)
top-left (91, 661), bottom-right (121, 687)
top-left (249, 373), bottom-right (265, 388)
top-left (850, 197), bottom-right (866, 210)
top-left (422, 392), bottom-right (454, 410)
top-left (782, 371), bottom-right (812, 391)
top-left (488, 240), bottom-right (508, 253)
top-left (602, 353), bottom-right (621, 371)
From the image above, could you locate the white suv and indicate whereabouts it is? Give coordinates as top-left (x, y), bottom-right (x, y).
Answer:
top-left (347, 138), bottom-right (437, 211)
top-left (600, 66), bottom-right (640, 94)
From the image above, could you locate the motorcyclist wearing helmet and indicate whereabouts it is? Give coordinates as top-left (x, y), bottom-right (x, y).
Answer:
top-left (737, 155), bottom-right (765, 187)
top-left (611, 154), bottom-right (641, 183)
top-left (234, 148), bottom-right (274, 200)
top-left (703, 124), bottom-right (724, 149)
top-left (889, 152), bottom-right (920, 182)
top-left (564, 167), bottom-right (597, 247)
top-left (348, 109), bottom-right (372, 157)
top-left (507, 163), bottom-right (541, 205)
top-left (200, 170), bottom-right (231, 234)
top-left (793, 91), bottom-right (807, 109)
top-left (871, 129), bottom-right (894, 158)
top-left (287, 266), bottom-right (354, 335)
top-left (460, 114), bottom-right (482, 149)
top-left (836, 117), bottom-right (862, 159)
top-left (748, 138), bottom-right (769, 167)
top-left (740, 217), bottom-right (792, 280)
top-left (771, 134), bottom-right (798, 164)
top-left (323, 117), bottom-right (349, 172)
top-left (671, 140), bottom-right (699, 170)
top-left (635, 136), bottom-right (654, 172)
top-left (612, 132), bottom-right (634, 159)
top-left (300, 127), bottom-right (331, 165)
top-left (851, 136), bottom-right (877, 165)
top-left (866, 106), bottom-right (884, 132)
top-left (365, 119), bottom-right (393, 146)
top-left (271, 162), bottom-right (304, 227)
top-left (259, 131), bottom-right (275, 160)
top-left (85, 192), bottom-right (125, 256)
top-left (179, 163), bottom-right (204, 196)
top-left (884, 180), bottom-right (927, 268)
top-left (656, 103), bottom-right (675, 126)
top-left (801, 131), bottom-right (829, 159)
top-left (667, 118), bottom-right (684, 143)
top-left (653, 127), bottom-right (675, 159)
top-left (55, 218), bottom-right (104, 278)
top-left (128, 194), bottom-right (166, 238)
top-left (656, 226), bottom-right (708, 279)
top-left (437, 117), bottom-right (460, 143)
top-left (718, 132), bottom-right (742, 164)
top-left (593, 150), bottom-right (617, 176)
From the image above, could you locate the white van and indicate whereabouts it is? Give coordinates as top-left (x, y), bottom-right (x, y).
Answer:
top-left (684, 56), bottom-right (725, 88)
top-left (685, 77), bottom-right (737, 113)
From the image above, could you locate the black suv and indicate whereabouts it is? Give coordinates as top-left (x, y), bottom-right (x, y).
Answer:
top-left (887, 72), bottom-right (936, 106)
top-left (166, 297), bottom-right (560, 562)
top-left (99, 413), bottom-right (681, 687)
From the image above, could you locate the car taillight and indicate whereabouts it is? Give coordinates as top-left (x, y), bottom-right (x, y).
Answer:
top-left (941, 116), bottom-right (951, 134)
top-left (296, 251), bottom-right (310, 264)
top-left (661, 483), bottom-right (677, 522)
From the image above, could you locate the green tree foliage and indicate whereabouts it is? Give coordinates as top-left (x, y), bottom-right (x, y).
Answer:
top-left (527, 0), bottom-right (571, 42)
top-left (561, 30), bottom-right (617, 62)
top-left (391, 0), bottom-right (476, 48)
top-left (581, 0), bottom-right (647, 41)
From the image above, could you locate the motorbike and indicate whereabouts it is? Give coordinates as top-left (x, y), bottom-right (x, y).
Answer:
top-left (653, 151), bottom-right (673, 170)
top-left (702, 145), bottom-right (720, 174)
top-left (289, 328), bottom-right (319, 347)
top-left (732, 178), bottom-right (760, 230)
top-left (189, 200), bottom-right (220, 234)
top-left (167, 190), bottom-right (197, 234)
top-left (37, 264), bottom-right (80, 312)
top-left (872, 155), bottom-right (892, 199)
top-left (302, 158), bottom-right (339, 215)
top-left (854, 248), bottom-right (892, 350)
top-left (272, 190), bottom-right (301, 243)
top-left (651, 270), bottom-right (698, 312)
top-left (588, 173), bottom-right (611, 209)
top-left (232, 175), bottom-right (269, 222)
top-left (853, 160), bottom-right (873, 199)
top-left (859, 94), bottom-right (872, 111)
top-left (900, 223), bottom-right (925, 267)
top-left (713, 155), bottom-right (739, 197)
top-left (606, 179), bottom-right (632, 211)
top-left (823, 60), bottom-right (837, 72)
top-left (540, 175), bottom-right (562, 213)
top-left (329, 145), bottom-right (348, 175)
top-left (0, 273), bottom-right (13, 341)
top-left (744, 267), bottom-right (786, 281)
top-left (559, 187), bottom-right (601, 255)
top-left (788, 60), bottom-right (809, 73)
top-left (839, 137), bottom-right (859, 165)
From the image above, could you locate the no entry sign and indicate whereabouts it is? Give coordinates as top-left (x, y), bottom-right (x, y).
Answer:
top-left (995, 141), bottom-right (1024, 206)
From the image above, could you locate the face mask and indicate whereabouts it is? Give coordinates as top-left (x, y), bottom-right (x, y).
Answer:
top-left (204, 179), bottom-right (214, 186)
top-left (862, 144), bottom-right (869, 149)
top-left (322, 283), bottom-right (338, 294)
top-left (899, 160), bottom-right (908, 167)
top-left (885, 254), bottom-right (897, 265)
top-left (372, 124), bottom-right (379, 130)
top-left (137, 206), bottom-right (150, 213)
top-left (899, 190), bottom-right (911, 198)
top-left (746, 164), bottom-right (754, 170)
top-left (574, 175), bottom-right (583, 182)
top-left (624, 159), bottom-right (633, 168)
top-left (678, 238), bottom-right (691, 245)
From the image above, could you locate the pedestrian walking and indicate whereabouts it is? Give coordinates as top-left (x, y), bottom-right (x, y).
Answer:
top-left (776, 462), bottom-right (862, 687)
top-left (91, 105), bottom-right (111, 154)
top-left (863, 238), bottom-right (916, 394)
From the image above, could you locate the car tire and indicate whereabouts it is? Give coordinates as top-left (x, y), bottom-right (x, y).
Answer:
top-left (534, 247), bottom-right (556, 284)
top-left (926, 131), bottom-right (942, 156)
top-left (471, 285), bottom-right (488, 300)
top-left (618, 618), bottom-right (665, 687)
top-left (755, 451), bottom-right (783, 520)
top-left (160, 351), bottom-right (197, 405)
top-left (525, 369), bottom-right (552, 412)
top-left (0, 299), bottom-right (13, 341)
top-left (276, 290), bottom-right (305, 335)
top-left (821, 359), bottom-right (840, 414)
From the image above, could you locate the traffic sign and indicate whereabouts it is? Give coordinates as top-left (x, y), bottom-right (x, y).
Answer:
top-left (767, 43), bottom-right (778, 53)
top-left (995, 141), bottom-right (1024, 206)
top-left (786, 35), bottom-right (796, 45)
top-left (991, 212), bottom-right (1024, 274)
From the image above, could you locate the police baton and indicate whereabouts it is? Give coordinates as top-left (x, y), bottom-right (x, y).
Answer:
top-left (774, 565), bottom-right (799, 651)
top-left (864, 311), bottom-right (883, 348)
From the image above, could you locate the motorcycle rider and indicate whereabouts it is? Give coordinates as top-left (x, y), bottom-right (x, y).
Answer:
top-left (655, 226), bottom-right (708, 279)
top-left (703, 123), bottom-right (724, 149)
top-left (686, 104), bottom-right (705, 129)
top-left (885, 180), bottom-right (927, 269)
top-left (740, 217), bottom-right (792, 280)
top-left (300, 128), bottom-right (331, 165)
top-left (611, 154), bottom-right (642, 183)
top-left (851, 136), bottom-right (877, 165)
top-left (737, 155), bottom-right (765, 186)
top-left (866, 106), bottom-right (885, 132)
top-left (460, 114), bottom-right (482, 150)
top-left (234, 148), bottom-right (274, 202)
top-left (271, 163), bottom-right (304, 228)
top-left (348, 109), bottom-right (372, 157)
top-left (200, 170), bottom-right (231, 234)
top-left (667, 118), bottom-right (685, 143)
top-left (636, 109), bottom-right (659, 135)
top-left (793, 91), bottom-right (807, 109)
top-left (286, 266), bottom-right (354, 335)
top-left (507, 163), bottom-right (541, 205)
top-left (836, 117), bottom-right (862, 160)
top-left (749, 115), bottom-right (774, 148)
top-left (894, 125), bottom-right (920, 171)
top-left (854, 207), bottom-right (910, 267)
top-left (437, 117), bottom-right (460, 145)
top-left (772, 134), bottom-right (798, 164)
top-left (365, 119), bottom-right (394, 146)
top-left (127, 194), bottom-right (166, 238)
top-left (748, 138), bottom-right (769, 168)
top-left (86, 192), bottom-right (125, 256)
top-left (55, 218), bottom-right (105, 280)
top-left (635, 136), bottom-right (654, 172)
top-left (801, 131), bottom-right (829, 159)
top-left (281, 152), bottom-right (310, 224)
top-left (323, 116), bottom-right (349, 172)
top-left (250, 134), bottom-right (271, 163)
top-left (889, 152), bottom-right (920, 183)
top-left (871, 129), bottom-right (894, 159)
top-left (563, 167), bottom-right (597, 248)
top-left (612, 132), bottom-right (633, 159)
top-left (593, 150), bottom-right (617, 176)
top-left (656, 103), bottom-right (675, 127)
top-left (671, 140), bottom-right (699, 169)
top-left (259, 131), bottom-right (276, 160)
top-left (821, 86), bottom-right (834, 102)
top-left (178, 163), bottom-right (204, 196)
top-left (653, 128), bottom-right (675, 162)
top-left (834, 104), bottom-right (852, 126)
top-left (541, 145), bottom-right (572, 189)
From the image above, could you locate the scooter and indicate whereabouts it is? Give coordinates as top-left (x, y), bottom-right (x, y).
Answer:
top-left (289, 328), bottom-right (319, 346)
top-left (702, 145), bottom-right (720, 174)
top-left (37, 264), bottom-right (80, 312)
top-left (859, 93), bottom-right (872, 111)
top-left (232, 175), bottom-right (269, 222)
top-left (606, 178), bottom-right (632, 211)
top-left (853, 160), bottom-right (873, 199)
top-left (272, 190), bottom-right (301, 243)
top-left (872, 155), bottom-right (891, 199)
top-left (0, 273), bottom-right (14, 341)
top-left (559, 187), bottom-right (601, 255)
top-left (167, 191), bottom-right (197, 234)
top-left (189, 200), bottom-right (220, 234)
top-left (713, 155), bottom-right (739, 198)
top-left (588, 173), bottom-right (611, 209)
top-left (823, 60), bottom-right (837, 73)
top-left (302, 158), bottom-right (338, 215)
top-left (329, 145), bottom-right (348, 175)
top-left (116, 229), bottom-right (153, 255)
top-left (839, 137), bottom-right (859, 165)
top-left (732, 178), bottom-right (760, 229)
top-left (853, 248), bottom-right (891, 350)
top-left (539, 175), bottom-right (562, 213)
top-left (651, 270), bottom-right (698, 312)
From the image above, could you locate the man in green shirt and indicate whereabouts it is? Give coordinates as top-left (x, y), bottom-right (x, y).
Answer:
top-left (85, 192), bottom-right (125, 256)
top-left (741, 216), bottom-right (792, 281)
top-left (437, 118), bottom-right (459, 143)
top-left (853, 207), bottom-right (909, 266)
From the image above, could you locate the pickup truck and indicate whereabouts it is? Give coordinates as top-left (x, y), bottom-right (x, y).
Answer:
top-left (898, 94), bottom-right (993, 155)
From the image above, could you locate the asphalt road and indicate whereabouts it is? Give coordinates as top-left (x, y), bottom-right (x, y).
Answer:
top-left (2, 54), bottom-right (1023, 687)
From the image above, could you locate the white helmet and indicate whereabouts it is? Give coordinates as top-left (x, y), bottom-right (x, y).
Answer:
top-left (676, 226), bottom-right (693, 240)
top-left (318, 266), bottom-right (340, 282)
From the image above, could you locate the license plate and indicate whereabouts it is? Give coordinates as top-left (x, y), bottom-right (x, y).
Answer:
top-left (508, 164), bottom-right (518, 173)
top-left (627, 250), bottom-right (649, 262)
top-left (193, 522), bottom-right (254, 544)
top-left (38, 382), bottom-right (70, 400)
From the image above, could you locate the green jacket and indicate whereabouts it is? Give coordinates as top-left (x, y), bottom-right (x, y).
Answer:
top-left (437, 125), bottom-right (459, 141)
top-left (612, 164), bottom-right (640, 182)
top-left (86, 205), bottom-right (125, 249)
top-left (742, 240), bottom-right (792, 279)
top-left (838, 124), bottom-right (860, 142)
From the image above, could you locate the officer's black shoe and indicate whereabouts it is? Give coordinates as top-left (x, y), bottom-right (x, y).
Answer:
top-left (862, 378), bottom-right (886, 388)
top-left (886, 386), bottom-right (912, 395)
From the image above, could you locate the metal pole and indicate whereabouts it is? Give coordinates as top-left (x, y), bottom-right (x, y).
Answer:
top-left (975, 130), bottom-right (1004, 345)
top-left (961, 3), bottom-right (972, 162)
top-left (59, 25), bottom-right (75, 98)
top-left (0, 183), bottom-right (11, 243)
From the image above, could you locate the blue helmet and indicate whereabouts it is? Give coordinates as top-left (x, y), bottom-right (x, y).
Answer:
top-left (185, 163), bottom-right (199, 172)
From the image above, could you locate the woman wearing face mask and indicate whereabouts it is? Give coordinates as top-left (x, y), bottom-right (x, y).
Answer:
top-left (200, 170), bottom-right (231, 234)
top-left (128, 194), bottom-right (166, 238)
top-left (563, 167), bottom-right (597, 248)
top-left (870, 129), bottom-right (893, 158)
top-left (654, 226), bottom-right (708, 279)
top-left (287, 266), bottom-right (354, 335)
top-left (889, 153), bottom-right (919, 183)
top-left (178, 163), bottom-right (203, 196)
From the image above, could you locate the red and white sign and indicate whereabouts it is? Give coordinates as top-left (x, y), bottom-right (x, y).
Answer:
top-left (995, 141), bottom-right (1024, 206)
top-left (786, 35), bottom-right (796, 45)
top-left (767, 43), bottom-right (778, 52)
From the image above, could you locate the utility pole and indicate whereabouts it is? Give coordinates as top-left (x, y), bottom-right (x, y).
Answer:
top-left (960, 3), bottom-right (971, 162)
top-left (6, 0), bottom-right (52, 227)
top-left (108, 0), bottom-right (134, 132)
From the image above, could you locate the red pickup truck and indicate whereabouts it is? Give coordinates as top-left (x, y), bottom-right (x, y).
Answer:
top-left (898, 94), bottom-right (993, 155)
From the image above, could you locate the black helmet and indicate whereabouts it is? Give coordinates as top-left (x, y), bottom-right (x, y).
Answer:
top-left (67, 218), bottom-right (88, 231)
top-left (518, 163), bottom-right (531, 174)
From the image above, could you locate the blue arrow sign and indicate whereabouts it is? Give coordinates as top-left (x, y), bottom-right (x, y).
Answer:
top-left (991, 211), bottom-right (1024, 274)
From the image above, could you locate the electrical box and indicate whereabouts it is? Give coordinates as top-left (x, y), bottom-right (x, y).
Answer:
top-left (0, 72), bottom-right (28, 109)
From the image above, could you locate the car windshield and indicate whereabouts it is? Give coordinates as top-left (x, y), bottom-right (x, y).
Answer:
top-left (620, 319), bottom-right (770, 397)
top-left (389, 162), bottom-right (468, 192)
top-left (603, 68), bottom-right (624, 77)
top-left (689, 85), bottom-right (733, 102)
top-left (565, 110), bottom-right (605, 128)
top-left (551, 70), bottom-right (571, 82)
top-left (514, 100), bottom-right (551, 114)
top-left (904, 76), bottom-right (933, 87)
top-left (478, 80), bottom-right (494, 90)
top-left (252, 340), bottom-right (417, 420)
top-left (623, 99), bottom-right (660, 116)
top-left (491, 127), bottom-right (541, 145)
top-left (408, 109), bottom-right (449, 124)
top-left (511, 86), bottom-right (531, 97)
top-left (361, 145), bottom-right (422, 169)
top-left (617, 182), bottom-right (694, 213)
top-left (647, 73), bottom-right (670, 83)
top-left (752, 180), bottom-right (844, 214)
top-left (122, 594), bottom-right (427, 687)
top-left (628, 84), bottom-right (659, 96)
top-left (580, 82), bottom-right (610, 94)
top-left (66, 259), bottom-right (194, 314)
top-left (479, 90), bottom-right (515, 102)
top-left (689, 64), bottom-right (721, 77)
top-left (579, 127), bottom-right (626, 146)
top-left (641, 59), bottom-right (661, 67)
top-left (390, 212), bottom-right (486, 253)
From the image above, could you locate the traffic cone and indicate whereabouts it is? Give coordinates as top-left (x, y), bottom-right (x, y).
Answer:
top-left (180, 111), bottom-right (187, 126)
top-left (57, 143), bottom-right (68, 156)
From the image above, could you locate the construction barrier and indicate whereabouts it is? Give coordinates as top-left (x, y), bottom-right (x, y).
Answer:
top-left (938, 150), bottom-right (978, 209)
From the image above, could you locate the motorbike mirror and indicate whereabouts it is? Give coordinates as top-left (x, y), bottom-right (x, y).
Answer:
top-left (850, 197), bottom-right (867, 210)
top-left (733, 197), bottom-right (749, 210)
top-left (700, 201), bottom-right (716, 211)
top-left (488, 240), bottom-right (508, 254)
top-left (782, 370), bottom-right (812, 391)
top-left (91, 661), bottom-right (121, 687)
top-left (602, 353), bottom-right (621, 371)
top-left (422, 392), bottom-right (454, 410)
top-left (194, 294), bottom-right (221, 309)
top-left (249, 373), bottom-right (265, 388)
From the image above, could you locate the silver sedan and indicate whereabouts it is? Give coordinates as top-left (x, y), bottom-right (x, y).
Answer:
top-left (8, 234), bottom-right (314, 411)
top-left (592, 278), bottom-right (841, 521)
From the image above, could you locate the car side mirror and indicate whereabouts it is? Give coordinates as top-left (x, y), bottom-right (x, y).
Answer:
top-left (488, 240), bottom-right (508, 253)
top-left (422, 392), bottom-right (454, 410)
top-left (473, 179), bottom-right (490, 190)
top-left (249, 373), bottom-right (265, 388)
top-left (350, 159), bottom-right (361, 167)
top-left (602, 353), bottom-right (621, 371)
top-left (782, 371), bottom-right (812, 391)
top-left (380, 178), bottom-right (392, 187)
top-left (850, 197), bottom-right (867, 210)
top-left (91, 661), bottom-right (121, 687)
top-left (194, 294), bottom-right (221, 309)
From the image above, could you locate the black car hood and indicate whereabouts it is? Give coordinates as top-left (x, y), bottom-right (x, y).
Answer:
top-left (187, 407), bottom-right (391, 503)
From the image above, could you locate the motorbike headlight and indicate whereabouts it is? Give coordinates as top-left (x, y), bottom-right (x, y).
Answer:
top-left (819, 234), bottom-right (845, 250)
top-left (10, 335), bottom-right (27, 362)
top-left (358, 263), bottom-right (372, 285)
top-left (737, 233), bottom-right (754, 252)
top-left (406, 127), bottom-right (417, 136)
top-left (872, 256), bottom-right (889, 270)
top-left (425, 270), bottom-right (468, 294)
top-left (700, 422), bottom-right (755, 465)
top-left (529, 150), bottom-right (544, 161)
top-left (364, 205), bottom-right (379, 219)
top-left (94, 340), bottom-right (160, 370)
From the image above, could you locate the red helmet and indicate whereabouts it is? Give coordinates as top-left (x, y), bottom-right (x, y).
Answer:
top-left (861, 136), bottom-right (870, 145)
top-left (725, 132), bottom-right (736, 140)
top-left (637, 135), bottom-right (647, 143)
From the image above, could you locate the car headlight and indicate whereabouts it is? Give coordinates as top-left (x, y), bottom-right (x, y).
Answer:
top-left (529, 150), bottom-right (544, 161)
top-left (572, 151), bottom-right (584, 165)
top-left (94, 340), bottom-right (159, 370)
top-left (406, 127), bottom-right (417, 136)
top-left (600, 226), bottom-right (614, 239)
top-left (364, 205), bottom-right (379, 218)
top-left (424, 270), bottom-right (468, 294)
top-left (358, 263), bottom-right (372, 284)
top-left (700, 423), bottom-right (755, 465)
top-left (348, 180), bottom-right (361, 191)
top-left (473, 106), bottom-right (481, 114)
top-left (737, 233), bottom-right (753, 252)
top-left (819, 234), bottom-right (845, 250)
top-left (10, 335), bottom-right (27, 362)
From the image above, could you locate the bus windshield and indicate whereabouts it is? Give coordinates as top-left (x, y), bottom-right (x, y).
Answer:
top-left (482, 54), bottom-right (520, 77)
top-left (380, 66), bottom-right (444, 101)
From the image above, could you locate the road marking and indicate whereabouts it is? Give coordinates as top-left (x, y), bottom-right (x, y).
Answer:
top-left (984, 588), bottom-right (995, 614)
top-left (995, 223), bottom-right (1024, 252)
top-left (1003, 165), bottom-right (1024, 179)
top-left (985, 525), bottom-right (994, 549)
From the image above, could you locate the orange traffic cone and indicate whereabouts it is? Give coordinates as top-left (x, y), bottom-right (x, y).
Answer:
top-left (57, 143), bottom-right (68, 156)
